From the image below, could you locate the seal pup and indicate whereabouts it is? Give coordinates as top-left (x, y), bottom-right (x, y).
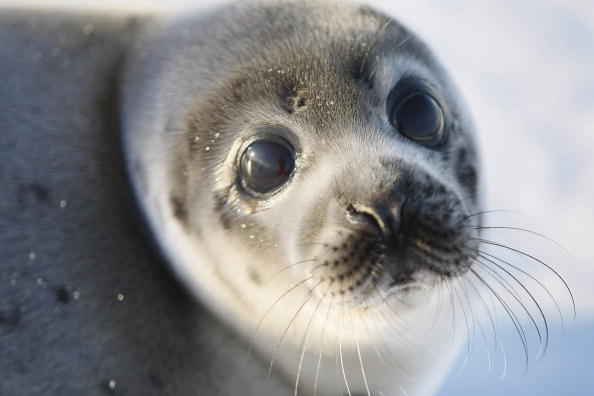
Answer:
top-left (0, 0), bottom-right (484, 395)
top-left (124, 0), bottom-right (481, 394)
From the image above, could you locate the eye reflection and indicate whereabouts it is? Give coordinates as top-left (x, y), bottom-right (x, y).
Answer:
top-left (240, 138), bottom-right (295, 195)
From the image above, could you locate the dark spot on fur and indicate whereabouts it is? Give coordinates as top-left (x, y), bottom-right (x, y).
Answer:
top-left (247, 267), bottom-right (262, 285)
top-left (30, 183), bottom-right (50, 202)
top-left (422, 185), bottom-right (435, 196)
top-left (349, 55), bottom-right (365, 81)
top-left (214, 193), bottom-right (232, 230)
top-left (456, 148), bottom-right (478, 196)
top-left (148, 372), bottom-right (164, 388)
top-left (0, 303), bottom-right (21, 333)
top-left (55, 286), bottom-right (70, 304)
top-left (358, 4), bottom-right (384, 19)
top-left (15, 182), bottom-right (51, 209)
top-left (458, 148), bottom-right (467, 163)
top-left (170, 194), bottom-right (188, 225)
top-left (230, 75), bottom-right (251, 103)
top-left (458, 165), bottom-right (478, 196)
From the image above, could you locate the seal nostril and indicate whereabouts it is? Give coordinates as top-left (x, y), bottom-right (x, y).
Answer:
top-left (345, 204), bottom-right (387, 239)
top-left (345, 197), bottom-right (405, 242)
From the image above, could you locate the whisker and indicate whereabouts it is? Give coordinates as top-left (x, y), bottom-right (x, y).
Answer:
top-left (368, 35), bottom-right (411, 80)
top-left (456, 276), bottom-right (492, 380)
top-left (366, 260), bottom-right (428, 346)
top-left (248, 276), bottom-right (313, 358)
top-left (268, 280), bottom-right (324, 380)
top-left (264, 259), bottom-right (317, 285)
top-left (463, 273), bottom-right (499, 355)
top-left (338, 297), bottom-right (352, 396)
top-left (294, 282), bottom-right (332, 396)
top-left (364, 297), bottom-right (413, 377)
top-left (419, 279), bottom-right (449, 343)
top-left (369, 282), bottom-right (420, 349)
top-left (314, 294), bottom-right (335, 396)
top-left (352, 315), bottom-right (371, 396)
top-left (444, 278), bottom-right (458, 348)
top-left (450, 278), bottom-right (472, 372)
top-left (480, 249), bottom-right (565, 329)
top-left (360, 310), bottom-right (387, 366)
top-left (475, 257), bottom-right (544, 360)
top-left (466, 273), bottom-right (510, 378)
top-left (478, 251), bottom-right (550, 359)
top-left (475, 238), bottom-right (576, 319)
top-left (359, 18), bottom-right (393, 75)
top-left (470, 268), bottom-right (530, 371)
top-left (474, 226), bottom-right (573, 259)
top-left (464, 209), bottom-right (527, 221)
top-left (498, 335), bottom-right (509, 379)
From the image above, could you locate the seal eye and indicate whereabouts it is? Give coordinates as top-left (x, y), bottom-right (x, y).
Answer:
top-left (392, 92), bottom-right (445, 147)
top-left (240, 139), bottom-right (295, 195)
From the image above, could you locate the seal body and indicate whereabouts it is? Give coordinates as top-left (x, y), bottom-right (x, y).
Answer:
top-left (0, 1), bottom-right (481, 395)
top-left (0, 9), bottom-right (288, 396)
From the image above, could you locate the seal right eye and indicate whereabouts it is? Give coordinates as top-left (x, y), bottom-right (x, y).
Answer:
top-left (240, 139), bottom-right (295, 195)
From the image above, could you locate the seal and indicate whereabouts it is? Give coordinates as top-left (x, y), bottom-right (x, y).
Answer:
top-left (123, 1), bottom-right (481, 394)
top-left (0, 1), bottom-right (484, 395)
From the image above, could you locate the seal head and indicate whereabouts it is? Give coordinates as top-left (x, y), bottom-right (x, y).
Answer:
top-left (123, 1), bottom-right (481, 394)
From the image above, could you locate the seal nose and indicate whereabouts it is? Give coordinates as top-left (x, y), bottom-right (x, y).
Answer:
top-left (345, 192), bottom-right (406, 241)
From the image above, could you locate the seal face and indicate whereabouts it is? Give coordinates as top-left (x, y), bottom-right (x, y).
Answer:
top-left (123, 1), bottom-right (481, 394)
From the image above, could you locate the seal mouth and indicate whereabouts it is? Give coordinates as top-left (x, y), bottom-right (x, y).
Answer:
top-left (304, 217), bottom-right (479, 307)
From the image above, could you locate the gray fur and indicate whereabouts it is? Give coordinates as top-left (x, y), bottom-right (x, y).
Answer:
top-left (0, 9), bottom-right (289, 396)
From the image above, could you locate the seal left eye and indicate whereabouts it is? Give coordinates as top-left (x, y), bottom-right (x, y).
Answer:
top-left (391, 91), bottom-right (445, 147)
top-left (240, 139), bottom-right (295, 195)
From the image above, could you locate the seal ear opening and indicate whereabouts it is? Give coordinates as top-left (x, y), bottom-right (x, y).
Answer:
top-left (280, 86), bottom-right (311, 114)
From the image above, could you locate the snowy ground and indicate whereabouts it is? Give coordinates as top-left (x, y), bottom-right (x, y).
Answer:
top-left (3, 0), bottom-right (593, 394)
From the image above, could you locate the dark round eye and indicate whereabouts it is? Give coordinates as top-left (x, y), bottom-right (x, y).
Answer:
top-left (392, 92), bottom-right (445, 146)
top-left (240, 139), bottom-right (295, 195)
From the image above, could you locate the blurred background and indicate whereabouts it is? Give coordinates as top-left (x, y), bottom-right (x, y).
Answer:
top-left (2, 0), bottom-right (593, 394)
